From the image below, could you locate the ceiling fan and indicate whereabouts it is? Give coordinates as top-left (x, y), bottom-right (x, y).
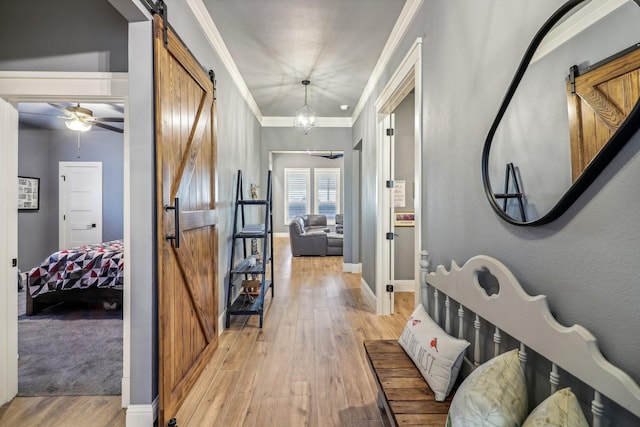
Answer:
top-left (308, 150), bottom-right (344, 159)
top-left (48, 103), bottom-right (124, 133)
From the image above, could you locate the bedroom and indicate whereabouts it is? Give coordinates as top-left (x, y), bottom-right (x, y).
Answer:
top-left (17, 102), bottom-right (125, 397)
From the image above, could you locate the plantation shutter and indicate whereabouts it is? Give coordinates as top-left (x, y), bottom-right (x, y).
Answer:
top-left (284, 168), bottom-right (310, 222)
top-left (314, 168), bottom-right (340, 222)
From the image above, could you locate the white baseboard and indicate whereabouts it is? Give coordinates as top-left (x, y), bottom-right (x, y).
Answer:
top-left (121, 376), bottom-right (130, 408)
top-left (393, 280), bottom-right (416, 292)
top-left (343, 263), bottom-right (362, 273)
top-left (125, 397), bottom-right (157, 427)
top-left (273, 232), bottom-right (289, 238)
top-left (218, 310), bottom-right (226, 335)
top-left (360, 277), bottom-right (376, 310)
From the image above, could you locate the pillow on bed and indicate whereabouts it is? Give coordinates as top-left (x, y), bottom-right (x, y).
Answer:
top-left (398, 303), bottom-right (470, 401)
top-left (446, 348), bottom-right (527, 427)
top-left (522, 387), bottom-right (588, 427)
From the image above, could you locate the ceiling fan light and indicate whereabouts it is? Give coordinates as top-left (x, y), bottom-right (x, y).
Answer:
top-left (65, 118), bottom-right (92, 132)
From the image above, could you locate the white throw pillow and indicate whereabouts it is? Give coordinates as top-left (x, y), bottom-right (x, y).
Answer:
top-left (523, 388), bottom-right (589, 427)
top-left (398, 303), bottom-right (470, 401)
top-left (447, 348), bottom-right (528, 427)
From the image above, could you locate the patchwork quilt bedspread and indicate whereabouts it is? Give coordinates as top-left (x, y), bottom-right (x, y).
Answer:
top-left (28, 240), bottom-right (124, 298)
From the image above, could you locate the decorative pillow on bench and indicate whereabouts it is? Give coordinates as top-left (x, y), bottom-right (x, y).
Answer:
top-left (398, 303), bottom-right (470, 401)
top-left (523, 387), bottom-right (589, 427)
top-left (446, 349), bottom-right (527, 427)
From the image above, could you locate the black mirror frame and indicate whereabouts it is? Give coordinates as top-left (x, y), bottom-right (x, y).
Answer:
top-left (482, 0), bottom-right (640, 226)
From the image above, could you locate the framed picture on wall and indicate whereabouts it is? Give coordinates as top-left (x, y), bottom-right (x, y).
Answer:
top-left (18, 176), bottom-right (40, 211)
top-left (394, 211), bottom-right (415, 227)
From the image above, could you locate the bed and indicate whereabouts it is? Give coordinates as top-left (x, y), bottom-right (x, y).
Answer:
top-left (403, 252), bottom-right (640, 426)
top-left (26, 240), bottom-right (124, 315)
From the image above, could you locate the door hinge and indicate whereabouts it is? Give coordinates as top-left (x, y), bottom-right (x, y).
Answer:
top-left (12, 258), bottom-right (17, 267)
top-left (386, 232), bottom-right (395, 240)
top-left (61, 175), bottom-right (66, 181)
top-left (569, 65), bottom-right (578, 95)
top-left (386, 128), bottom-right (394, 136)
top-left (386, 180), bottom-right (394, 188)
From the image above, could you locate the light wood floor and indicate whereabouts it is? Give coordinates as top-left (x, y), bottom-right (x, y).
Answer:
top-left (0, 237), bottom-right (413, 427)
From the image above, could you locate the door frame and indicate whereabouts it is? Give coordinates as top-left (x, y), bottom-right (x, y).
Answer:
top-left (374, 38), bottom-right (423, 314)
top-left (0, 71), bottom-right (130, 407)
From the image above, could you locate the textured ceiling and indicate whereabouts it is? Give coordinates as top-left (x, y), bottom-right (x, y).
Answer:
top-left (17, 0), bottom-right (406, 129)
top-left (203, 0), bottom-right (407, 117)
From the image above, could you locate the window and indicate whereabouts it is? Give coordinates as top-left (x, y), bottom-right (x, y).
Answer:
top-left (284, 168), bottom-right (310, 224)
top-left (314, 168), bottom-right (340, 223)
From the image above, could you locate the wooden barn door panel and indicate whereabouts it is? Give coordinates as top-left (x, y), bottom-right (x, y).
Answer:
top-left (154, 15), bottom-right (218, 425)
top-left (567, 48), bottom-right (640, 181)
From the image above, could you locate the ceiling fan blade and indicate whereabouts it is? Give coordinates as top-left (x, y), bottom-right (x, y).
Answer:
top-left (19, 111), bottom-right (59, 117)
top-left (89, 117), bottom-right (124, 123)
top-left (48, 102), bottom-right (71, 114)
top-left (91, 121), bottom-right (124, 133)
top-left (308, 150), bottom-right (344, 159)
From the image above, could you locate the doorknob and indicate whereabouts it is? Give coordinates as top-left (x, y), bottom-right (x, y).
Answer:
top-left (164, 197), bottom-right (180, 248)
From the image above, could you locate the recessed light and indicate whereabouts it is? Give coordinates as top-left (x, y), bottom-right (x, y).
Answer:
top-left (339, 104), bottom-right (350, 111)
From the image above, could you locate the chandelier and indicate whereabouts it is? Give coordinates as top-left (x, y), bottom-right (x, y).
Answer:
top-left (293, 80), bottom-right (318, 134)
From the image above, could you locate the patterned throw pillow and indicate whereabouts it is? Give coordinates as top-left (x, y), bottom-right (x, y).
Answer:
top-left (523, 388), bottom-right (589, 427)
top-left (398, 303), bottom-right (470, 401)
top-left (447, 349), bottom-right (528, 427)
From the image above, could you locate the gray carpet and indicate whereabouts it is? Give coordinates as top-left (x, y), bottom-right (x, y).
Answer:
top-left (18, 289), bottom-right (123, 396)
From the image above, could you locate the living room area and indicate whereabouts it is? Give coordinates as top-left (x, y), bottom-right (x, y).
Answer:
top-left (269, 151), bottom-right (345, 257)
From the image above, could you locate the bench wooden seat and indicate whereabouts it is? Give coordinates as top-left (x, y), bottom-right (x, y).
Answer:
top-left (364, 339), bottom-right (455, 426)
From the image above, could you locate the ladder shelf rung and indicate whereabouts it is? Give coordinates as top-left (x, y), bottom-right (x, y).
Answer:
top-left (237, 199), bottom-right (269, 205)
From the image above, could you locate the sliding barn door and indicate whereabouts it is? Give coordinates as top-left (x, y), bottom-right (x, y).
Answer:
top-left (154, 15), bottom-right (218, 425)
top-left (567, 48), bottom-right (640, 181)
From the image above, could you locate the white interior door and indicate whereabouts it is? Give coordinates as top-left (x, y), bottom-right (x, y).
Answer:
top-left (59, 162), bottom-right (103, 249)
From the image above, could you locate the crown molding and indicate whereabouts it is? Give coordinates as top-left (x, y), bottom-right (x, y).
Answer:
top-left (262, 116), bottom-right (353, 128)
top-left (185, 0), bottom-right (264, 123)
top-left (186, 0), bottom-right (424, 128)
top-left (531, 0), bottom-right (628, 63)
top-left (351, 0), bottom-right (424, 123)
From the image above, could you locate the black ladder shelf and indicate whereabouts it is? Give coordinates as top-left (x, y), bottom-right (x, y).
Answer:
top-left (494, 162), bottom-right (527, 222)
top-left (225, 170), bottom-right (274, 328)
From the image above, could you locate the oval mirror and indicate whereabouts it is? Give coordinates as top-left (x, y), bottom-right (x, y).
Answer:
top-left (483, 0), bottom-right (640, 225)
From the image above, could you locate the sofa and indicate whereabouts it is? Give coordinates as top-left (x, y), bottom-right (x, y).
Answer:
top-left (302, 214), bottom-right (329, 232)
top-left (289, 215), bottom-right (343, 256)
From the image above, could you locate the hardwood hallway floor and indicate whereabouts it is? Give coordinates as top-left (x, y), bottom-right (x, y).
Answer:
top-left (0, 237), bottom-right (413, 426)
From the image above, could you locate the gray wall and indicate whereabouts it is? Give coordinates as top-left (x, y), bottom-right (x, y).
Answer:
top-left (261, 127), bottom-right (355, 263)
top-left (355, 1), bottom-right (640, 423)
top-left (17, 128), bottom-right (51, 271)
top-left (17, 126), bottom-right (124, 271)
top-left (0, 0), bottom-right (128, 72)
top-left (271, 152), bottom-right (344, 234)
top-left (393, 93), bottom-right (415, 281)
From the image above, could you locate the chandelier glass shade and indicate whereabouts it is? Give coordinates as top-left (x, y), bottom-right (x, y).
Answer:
top-left (293, 80), bottom-right (318, 134)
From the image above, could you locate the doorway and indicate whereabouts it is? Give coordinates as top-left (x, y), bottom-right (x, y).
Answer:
top-left (0, 72), bottom-right (129, 407)
top-left (374, 38), bottom-right (423, 314)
